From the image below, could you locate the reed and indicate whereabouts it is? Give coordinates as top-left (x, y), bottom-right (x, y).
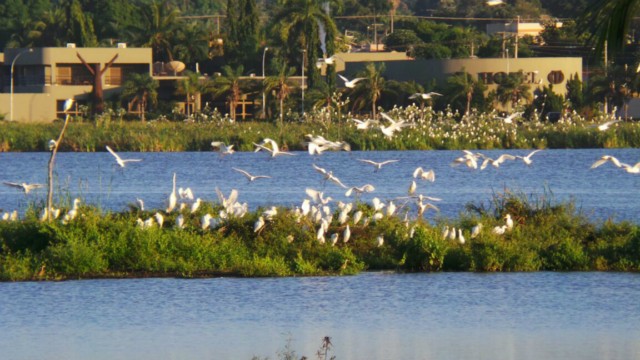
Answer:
top-left (2, 106), bottom-right (640, 152)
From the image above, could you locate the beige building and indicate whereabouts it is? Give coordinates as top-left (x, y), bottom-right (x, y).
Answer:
top-left (332, 52), bottom-right (582, 98)
top-left (1, 45), bottom-right (152, 122)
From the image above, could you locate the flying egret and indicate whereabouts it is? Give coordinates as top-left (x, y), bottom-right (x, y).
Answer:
top-left (379, 112), bottom-right (411, 138)
top-left (591, 155), bottom-right (622, 169)
top-left (3, 181), bottom-right (44, 194)
top-left (106, 145), bottom-right (142, 168)
top-left (338, 74), bottom-right (365, 88)
top-left (253, 138), bottom-right (295, 157)
top-left (211, 141), bottom-right (235, 155)
top-left (312, 164), bottom-right (348, 189)
top-left (486, 0), bottom-right (504, 5)
top-left (351, 118), bottom-right (378, 130)
top-left (306, 188), bottom-right (332, 205)
top-left (620, 162), bottom-right (640, 174)
top-left (413, 167), bottom-right (435, 182)
top-left (496, 112), bottom-right (523, 124)
top-left (178, 187), bottom-right (194, 200)
top-left (409, 92), bottom-right (442, 100)
top-left (233, 167), bottom-right (271, 182)
top-left (516, 149), bottom-right (543, 165)
top-left (480, 153), bottom-right (517, 170)
top-left (345, 184), bottom-right (375, 197)
top-left (357, 159), bottom-right (399, 172)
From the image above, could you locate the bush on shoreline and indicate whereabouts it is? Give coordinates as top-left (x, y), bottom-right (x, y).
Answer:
top-left (2, 106), bottom-right (640, 152)
top-left (1, 191), bottom-right (638, 281)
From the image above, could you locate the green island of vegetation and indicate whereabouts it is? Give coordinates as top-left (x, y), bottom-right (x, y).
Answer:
top-left (1, 188), bottom-right (639, 281)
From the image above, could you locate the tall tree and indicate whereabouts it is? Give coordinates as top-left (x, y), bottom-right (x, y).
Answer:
top-left (270, 0), bottom-right (340, 88)
top-left (224, 0), bottom-right (260, 69)
top-left (173, 21), bottom-right (210, 65)
top-left (348, 62), bottom-right (386, 119)
top-left (443, 71), bottom-right (486, 115)
top-left (264, 62), bottom-right (297, 125)
top-left (496, 71), bottom-right (532, 110)
top-left (581, 0), bottom-right (640, 55)
top-left (126, 0), bottom-right (181, 62)
top-left (176, 71), bottom-right (210, 116)
top-left (212, 65), bottom-right (246, 121)
top-left (121, 73), bottom-right (159, 122)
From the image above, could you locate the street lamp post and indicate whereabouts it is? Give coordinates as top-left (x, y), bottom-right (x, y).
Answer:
top-left (302, 49), bottom-right (306, 115)
top-left (10, 48), bottom-right (33, 121)
top-left (262, 47), bottom-right (268, 117)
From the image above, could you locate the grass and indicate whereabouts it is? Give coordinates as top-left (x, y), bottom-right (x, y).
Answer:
top-left (1, 189), bottom-right (639, 281)
top-left (2, 105), bottom-right (640, 152)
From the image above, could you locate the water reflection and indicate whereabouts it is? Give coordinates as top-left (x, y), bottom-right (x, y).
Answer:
top-left (1, 272), bottom-right (639, 359)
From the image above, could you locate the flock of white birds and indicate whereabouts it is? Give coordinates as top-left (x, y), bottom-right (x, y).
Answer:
top-left (0, 115), bottom-right (632, 248)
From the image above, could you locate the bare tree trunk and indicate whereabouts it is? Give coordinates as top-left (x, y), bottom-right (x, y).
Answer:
top-left (46, 114), bottom-right (71, 221)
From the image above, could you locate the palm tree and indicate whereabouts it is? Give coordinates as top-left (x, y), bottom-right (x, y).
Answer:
top-left (172, 21), bottom-right (209, 65)
top-left (581, 0), bottom-right (640, 54)
top-left (212, 65), bottom-right (245, 121)
top-left (265, 62), bottom-right (297, 126)
top-left (444, 71), bottom-right (486, 115)
top-left (348, 62), bottom-right (386, 119)
top-left (270, 0), bottom-right (340, 88)
top-left (496, 71), bottom-right (532, 110)
top-left (126, 0), bottom-right (180, 62)
top-left (176, 71), bottom-right (210, 117)
top-left (121, 73), bottom-right (159, 122)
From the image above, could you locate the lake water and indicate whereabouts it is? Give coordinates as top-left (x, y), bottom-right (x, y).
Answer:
top-left (1, 148), bottom-right (640, 221)
top-left (0, 272), bottom-right (639, 360)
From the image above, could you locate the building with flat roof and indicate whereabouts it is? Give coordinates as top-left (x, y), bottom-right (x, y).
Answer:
top-left (1, 45), bottom-right (152, 122)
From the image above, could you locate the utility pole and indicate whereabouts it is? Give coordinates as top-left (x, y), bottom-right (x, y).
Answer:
top-left (514, 16), bottom-right (519, 59)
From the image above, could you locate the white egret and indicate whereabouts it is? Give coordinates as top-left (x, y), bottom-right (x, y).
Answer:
top-left (371, 197), bottom-right (385, 211)
top-left (516, 149), bottom-right (542, 165)
top-left (317, 226), bottom-right (326, 244)
top-left (379, 112), bottom-right (411, 138)
top-left (178, 187), bottom-right (194, 200)
top-left (486, 0), bottom-right (504, 5)
top-left (591, 119), bottom-right (621, 131)
top-left (105, 145), bottom-right (142, 168)
top-left (591, 155), bottom-right (622, 169)
top-left (63, 98), bottom-right (74, 113)
top-left (154, 212), bottom-right (164, 228)
top-left (175, 214), bottom-right (185, 229)
top-left (352, 210), bottom-right (363, 225)
top-left (471, 223), bottom-right (483, 239)
top-left (449, 227), bottom-right (457, 240)
top-left (496, 112), bottom-right (523, 124)
top-left (351, 118), bottom-right (378, 131)
top-left (345, 184), bottom-right (375, 197)
top-left (201, 214), bottom-right (213, 230)
top-left (306, 188), bottom-right (332, 205)
top-left (408, 180), bottom-right (417, 195)
top-left (254, 216), bottom-right (265, 233)
top-left (505, 214), bottom-right (514, 230)
top-left (312, 164), bottom-right (348, 189)
top-left (330, 233), bottom-right (339, 246)
top-left (458, 229), bottom-right (466, 245)
top-left (3, 181), bottom-right (44, 194)
top-left (480, 154), bottom-right (517, 170)
top-left (620, 162), bottom-right (640, 174)
top-left (343, 225), bottom-right (351, 243)
top-left (357, 158), bottom-right (399, 172)
top-left (211, 141), bottom-right (235, 155)
top-left (190, 198), bottom-right (202, 213)
top-left (166, 173), bottom-right (177, 213)
top-left (409, 92), bottom-right (442, 100)
top-left (413, 167), bottom-right (435, 182)
top-left (253, 138), bottom-right (295, 157)
top-left (233, 167), bottom-right (271, 182)
top-left (338, 74), bottom-right (365, 88)
top-left (442, 226), bottom-right (450, 240)
top-left (136, 198), bottom-right (145, 211)
top-left (376, 234), bottom-right (384, 247)
top-left (263, 206), bottom-right (278, 220)
top-left (492, 225), bottom-right (507, 235)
